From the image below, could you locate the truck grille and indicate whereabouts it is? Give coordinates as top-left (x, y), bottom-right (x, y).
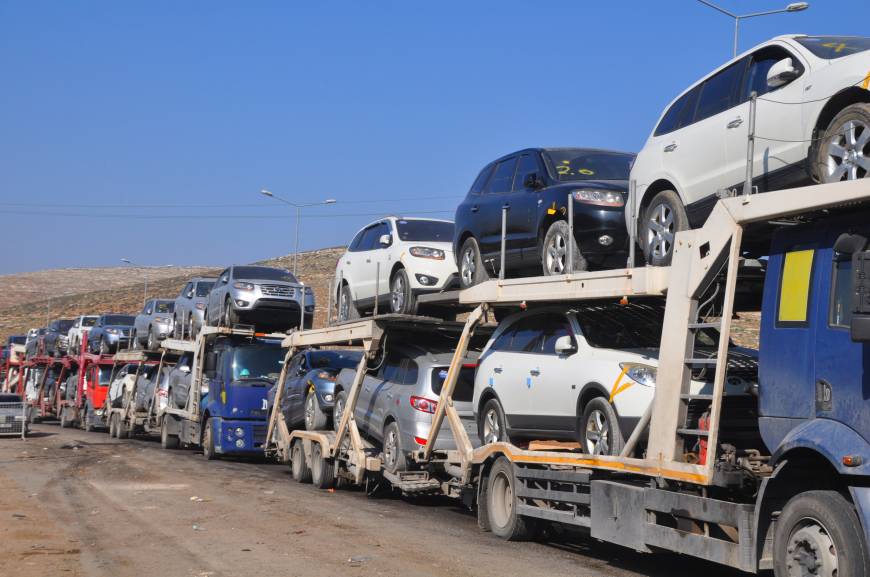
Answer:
top-left (260, 284), bottom-right (296, 298)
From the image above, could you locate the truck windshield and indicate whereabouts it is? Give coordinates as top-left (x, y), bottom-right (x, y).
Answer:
top-left (233, 266), bottom-right (297, 283)
top-left (195, 281), bottom-right (215, 297)
top-left (232, 345), bottom-right (284, 382)
top-left (544, 150), bottom-right (634, 182)
top-left (575, 304), bottom-right (721, 350)
top-left (796, 36), bottom-right (870, 59)
top-left (395, 220), bottom-right (454, 242)
top-left (97, 367), bottom-right (113, 385)
top-left (154, 302), bottom-right (174, 313)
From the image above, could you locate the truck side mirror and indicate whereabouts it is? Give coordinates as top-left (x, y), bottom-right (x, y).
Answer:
top-left (836, 233), bottom-right (870, 342)
top-left (204, 352), bottom-right (217, 377)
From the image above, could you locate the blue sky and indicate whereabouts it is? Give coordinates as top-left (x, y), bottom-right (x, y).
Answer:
top-left (1, 0), bottom-right (867, 275)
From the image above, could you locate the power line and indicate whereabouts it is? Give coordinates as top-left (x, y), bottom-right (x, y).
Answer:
top-left (0, 208), bottom-right (454, 219)
top-left (0, 195), bottom-right (462, 209)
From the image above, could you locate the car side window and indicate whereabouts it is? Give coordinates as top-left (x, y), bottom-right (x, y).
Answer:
top-left (513, 154), bottom-right (540, 191)
top-left (183, 282), bottom-right (193, 298)
top-left (488, 157), bottom-right (518, 194)
top-left (654, 85), bottom-right (701, 136)
top-left (144, 302), bottom-right (152, 315)
top-left (348, 229), bottom-right (366, 252)
top-left (741, 47), bottom-right (802, 100)
top-left (540, 314), bottom-right (574, 354)
top-left (694, 60), bottom-right (744, 122)
top-left (489, 324), bottom-right (516, 352)
top-left (829, 256), bottom-right (853, 328)
top-left (380, 352), bottom-right (405, 383)
top-left (375, 222), bottom-right (392, 249)
top-left (403, 359), bottom-right (419, 385)
top-left (358, 226), bottom-right (380, 252)
top-left (508, 316), bottom-right (542, 353)
top-left (470, 163), bottom-right (494, 195)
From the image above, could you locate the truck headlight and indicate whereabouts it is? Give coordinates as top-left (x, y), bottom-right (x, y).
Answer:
top-left (235, 439), bottom-right (245, 448)
top-left (619, 363), bottom-right (657, 386)
top-left (572, 189), bottom-right (625, 207)
top-left (235, 427), bottom-right (244, 437)
top-left (409, 246), bottom-right (445, 260)
top-left (323, 394), bottom-right (334, 402)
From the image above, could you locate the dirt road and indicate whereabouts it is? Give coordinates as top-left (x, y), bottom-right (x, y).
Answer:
top-left (0, 425), bottom-right (739, 577)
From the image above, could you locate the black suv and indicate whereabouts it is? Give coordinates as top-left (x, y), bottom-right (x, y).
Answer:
top-left (453, 148), bottom-right (635, 287)
top-left (43, 319), bottom-right (76, 357)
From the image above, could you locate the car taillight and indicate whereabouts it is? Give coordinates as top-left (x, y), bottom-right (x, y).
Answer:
top-left (410, 396), bottom-right (437, 414)
top-left (157, 389), bottom-right (167, 397)
top-left (414, 436), bottom-right (428, 446)
top-left (462, 363), bottom-right (478, 369)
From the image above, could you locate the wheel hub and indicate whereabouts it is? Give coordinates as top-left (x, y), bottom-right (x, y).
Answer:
top-left (826, 119), bottom-right (870, 181)
top-left (786, 523), bottom-right (838, 577)
top-left (585, 409), bottom-right (610, 455)
top-left (461, 249), bottom-right (475, 285)
top-left (391, 276), bottom-right (404, 312)
top-left (546, 233), bottom-right (567, 274)
top-left (484, 409), bottom-right (500, 444)
top-left (647, 203), bottom-right (674, 259)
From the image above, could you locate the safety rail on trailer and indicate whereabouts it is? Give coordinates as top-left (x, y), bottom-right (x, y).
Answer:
top-left (104, 349), bottom-right (170, 439)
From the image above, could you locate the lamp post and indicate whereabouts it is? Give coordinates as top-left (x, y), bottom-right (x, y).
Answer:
top-left (696, 1), bottom-right (809, 57)
top-left (120, 258), bottom-right (149, 305)
top-left (259, 189), bottom-right (336, 276)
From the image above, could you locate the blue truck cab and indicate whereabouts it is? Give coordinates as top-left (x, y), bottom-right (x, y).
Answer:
top-left (198, 335), bottom-right (285, 457)
top-left (759, 211), bottom-right (870, 571)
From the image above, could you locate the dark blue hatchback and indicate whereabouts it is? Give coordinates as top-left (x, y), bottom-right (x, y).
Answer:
top-left (453, 148), bottom-right (635, 287)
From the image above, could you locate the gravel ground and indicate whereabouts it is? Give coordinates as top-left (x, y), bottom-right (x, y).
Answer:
top-left (0, 424), bottom-right (744, 577)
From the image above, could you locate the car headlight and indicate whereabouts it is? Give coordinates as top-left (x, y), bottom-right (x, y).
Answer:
top-left (233, 282), bottom-right (255, 291)
top-left (323, 393), bottom-right (334, 402)
top-left (409, 246), bottom-right (445, 260)
top-left (572, 189), bottom-right (625, 207)
top-left (316, 371), bottom-right (335, 381)
top-left (619, 363), bottom-right (657, 386)
top-left (155, 317), bottom-right (171, 324)
top-left (195, 303), bottom-right (206, 310)
top-left (106, 328), bottom-right (119, 335)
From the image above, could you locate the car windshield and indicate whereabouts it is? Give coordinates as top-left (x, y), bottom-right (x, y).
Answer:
top-left (10, 336), bottom-right (26, 344)
top-left (154, 301), bottom-right (174, 313)
top-left (231, 344), bottom-right (285, 382)
top-left (796, 36), bottom-right (870, 59)
top-left (104, 315), bottom-right (135, 325)
top-left (233, 266), bottom-right (297, 283)
top-left (544, 150), bottom-right (634, 181)
top-left (430, 365), bottom-right (476, 402)
top-left (575, 303), bottom-right (720, 350)
top-left (308, 350), bottom-right (362, 371)
top-left (395, 220), bottom-right (454, 242)
top-left (55, 320), bottom-right (75, 332)
top-left (195, 281), bottom-right (215, 297)
top-left (82, 317), bottom-right (98, 327)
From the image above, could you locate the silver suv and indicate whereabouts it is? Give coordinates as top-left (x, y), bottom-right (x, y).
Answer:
top-left (205, 265), bottom-right (312, 332)
top-left (132, 299), bottom-right (176, 351)
top-left (173, 277), bottom-right (216, 339)
top-left (333, 343), bottom-right (479, 473)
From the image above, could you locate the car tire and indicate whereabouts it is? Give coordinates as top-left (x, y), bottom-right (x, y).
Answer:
top-left (117, 414), bottom-right (129, 439)
top-left (290, 439), bottom-right (312, 483)
top-left (486, 456), bottom-right (533, 541)
top-left (147, 328), bottom-right (157, 352)
top-left (188, 317), bottom-right (195, 340)
top-left (542, 220), bottom-right (587, 276)
top-left (579, 397), bottom-right (624, 456)
top-left (203, 417), bottom-right (217, 460)
top-left (99, 338), bottom-right (109, 356)
top-left (478, 398), bottom-right (509, 445)
top-left (83, 403), bottom-right (95, 432)
top-left (332, 390), bottom-right (348, 432)
top-left (816, 103), bottom-right (870, 183)
top-left (304, 389), bottom-right (328, 431)
top-left (642, 189), bottom-right (688, 267)
top-left (223, 299), bottom-right (238, 328)
top-left (108, 413), bottom-right (117, 437)
top-left (310, 442), bottom-right (335, 490)
top-left (389, 268), bottom-right (416, 315)
top-left (131, 331), bottom-right (139, 350)
top-left (773, 490), bottom-right (868, 577)
top-left (382, 421), bottom-right (407, 474)
top-left (161, 417), bottom-right (180, 449)
top-left (459, 237), bottom-right (490, 289)
top-left (337, 284), bottom-right (359, 323)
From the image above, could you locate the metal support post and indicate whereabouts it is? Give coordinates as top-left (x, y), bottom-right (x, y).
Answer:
top-left (373, 263), bottom-right (380, 317)
top-left (567, 192), bottom-right (575, 275)
top-left (628, 179), bottom-right (637, 268)
top-left (499, 205), bottom-right (508, 281)
top-left (742, 91), bottom-right (757, 196)
top-left (326, 278), bottom-right (334, 327)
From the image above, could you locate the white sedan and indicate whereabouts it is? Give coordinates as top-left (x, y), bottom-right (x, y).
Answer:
top-left (472, 304), bottom-right (757, 455)
top-left (630, 35), bottom-right (870, 265)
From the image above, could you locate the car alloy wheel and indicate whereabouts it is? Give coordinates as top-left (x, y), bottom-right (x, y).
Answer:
top-left (647, 202), bottom-right (675, 261)
top-left (482, 407), bottom-right (502, 444)
top-left (584, 408), bottom-right (611, 456)
top-left (460, 247), bottom-right (476, 287)
top-left (545, 230), bottom-right (568, 274)
top-left (825, 119), bottom-right (870, 181)
top-left (147, 330), bottom-right (156, 351)
top-left (188, 317), bottom-right (194, 340)
top-left (390, 274), bottom-right (405, 313)
top-left (384, 426), bottom-right (399, 471)
top-left (304, 393), bottom-right (316, 430)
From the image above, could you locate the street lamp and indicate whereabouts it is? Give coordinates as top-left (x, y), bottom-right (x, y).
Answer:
top-left (120, 258), bottom-right (149, 305)
top-left (696, 1), bottom-right (809, 57)
top-left (260, 189), bottom-right (336, 276)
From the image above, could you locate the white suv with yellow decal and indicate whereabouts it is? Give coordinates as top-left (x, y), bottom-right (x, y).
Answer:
top-left (335, 217), bottom-right (458, 321)
top-left (472, 304), bottom-right (758, 455)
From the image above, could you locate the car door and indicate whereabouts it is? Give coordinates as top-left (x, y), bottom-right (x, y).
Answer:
top-left (340, 229), bottom-right (365, 294)
top-left (137, 301), bottom-right (153, 338)
top-left (370, 221), bottom-right (393, 303)
top-left (179, 282), bottom-right (193, 321)
top-left (281, 353), bottom-right (306, 427)
top-left (725, 44), bottom-right (808, 192)
top-left (512, 152), bottom-right (546, 266)
top-left (478, 156), bottom-right (519, 263)
top-left (210, 269), bottom-right (230, 323)
top-left (349, 225), bottom-right (380, 303)
top-left (357, 351), bottom-right (402, 438)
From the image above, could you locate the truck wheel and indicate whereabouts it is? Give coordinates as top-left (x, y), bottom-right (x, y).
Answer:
top-left (486, 456), bottom-right (532, 541)
top-left (117, 415), bottom-right (129, 439)
top-left (459, 237), bottom-right (490, 289)
top-left (542, 220), bottom-right (587, 276)
top-left (382, 421), bottom-right (407, 474)
top-left (642, 190), bottom-right (688, 267)
top-left (310, 442), bottom-right (335, 489)
top-left (332, 390), bottom-right (348, 432)
top-left (160, 418), bottom-right (179, 449)
top-left (59, 408), bottom-right (70, 428)
top-left (290, 440), bottom-right (312, 483)
top-left (478, 398), bottom-right (508, 445)
top-left (108, 413), bottom-right (117, 437)
top-left (203, 418), bottom-right (217, 460)
top-left (304, 389), bottom-right (328, 431)
top-left (579, 397), bottom-right (624, 456)
top-left (389, 268), bottom-right (416, 315)
top-left (774, 490), bottom-right (868, 577)
top-left (816, 103), bottom-right (870, 183)
top-left (337, 284), bottom-right (359, 323)
top-left (83, 404), bottom-right (95, 432)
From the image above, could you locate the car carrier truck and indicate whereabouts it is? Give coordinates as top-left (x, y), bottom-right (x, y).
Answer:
top-left (265, 179), bottom-right (870, 576)
top-left (159, 326), bottom-right (286, 459)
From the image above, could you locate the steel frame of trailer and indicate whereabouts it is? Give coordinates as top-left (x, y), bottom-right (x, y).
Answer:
top-left (103, 349), bottom-right (172, 438)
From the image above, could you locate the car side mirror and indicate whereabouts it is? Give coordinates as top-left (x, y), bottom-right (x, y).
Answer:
top-left (766, 58), bottom-right (799, 89)
top-left (554, 335), bottom-right (577, 355)
top-left (379, 234), bottom-right (392, 247)
top-left (523, 172), bottom-right (544, 190)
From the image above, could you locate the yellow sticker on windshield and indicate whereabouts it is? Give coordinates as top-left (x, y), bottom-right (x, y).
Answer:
top-left (578, 168), bottom-right (595, 175)
top-left (822, 41), bottom-right (848, 53)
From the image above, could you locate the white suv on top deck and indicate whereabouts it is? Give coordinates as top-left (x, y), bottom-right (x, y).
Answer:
top-left (335, 217), bottom-right (458, 322)
top-left (630, 35), bottom-right (870, 266)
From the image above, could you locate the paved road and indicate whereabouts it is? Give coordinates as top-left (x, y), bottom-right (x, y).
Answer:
top-left (0, 424), bottom-right (741, 577)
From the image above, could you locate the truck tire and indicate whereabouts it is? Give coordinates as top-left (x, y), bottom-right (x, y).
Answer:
top-left (203, 417), bottom-right (217, 460)
top-left (161, 418), bottom-right (179, 450)
top-left (486, 456), bottom-right (533, 541)
top-left (59, 408), bottom-right (70, 428)
top-left (579, 397), bottom-right (624, 456)
top-left (774, 490), bottom-right (868, 577)
top-left (304, 389), bottom-right (328, 431)
top-left (117, 415), bottom-right (129, 439)
top-left (290, 440), bottom-right (312, 484)
top-left (642, 189), bottom-right (688, 267)
top-left (310, 442), bottom-right (335, 490)
top-left (542, 220), bottom-right (587, 276)
top-left (337, 284), bottom-right (359, 323)
top-left (332, 390), bottom-right (348, 432)
top-left (83, 404), bottom-right (95, 432)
